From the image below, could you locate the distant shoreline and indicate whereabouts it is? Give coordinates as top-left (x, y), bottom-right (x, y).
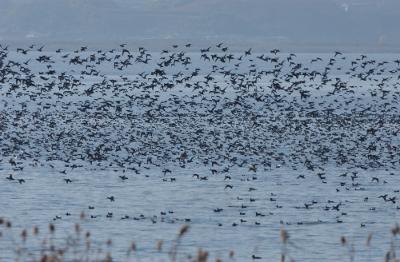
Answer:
top-left (1, 38), bottom-right (400, 53)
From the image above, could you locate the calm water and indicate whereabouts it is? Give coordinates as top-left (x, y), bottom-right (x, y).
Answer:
top-left (0, 49), bottom-right (399, 261)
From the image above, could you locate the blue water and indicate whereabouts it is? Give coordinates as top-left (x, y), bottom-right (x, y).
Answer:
top-left (0, 49), bottom-right (399, 261)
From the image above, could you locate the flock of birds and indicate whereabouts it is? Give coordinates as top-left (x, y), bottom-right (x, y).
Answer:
top-left (1, 43), bottom-right (400, 260)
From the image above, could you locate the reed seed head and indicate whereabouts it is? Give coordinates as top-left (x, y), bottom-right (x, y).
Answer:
top-left (104, 252), bottom-right (112, 262)
top-left (33, 226), bottom-right (39, 236)
top-left (341, 236), bottom-right (347, 246)
top-left (106, 239), bottom-right (112, 247)
top-left (21, 229), bottom-right (27, 241)
top-left (280, 229), bottom-right (289, 243)
top-left (49, 223), bottom-right (55, 233)
top-left (80, 211), bottom-right (85, 220)
top-left (366, 233), bottom-right (372, 246)
top-left (75, 223), bottom-right (80, 234)
top-left (131, 241), bottom-right (137, 251)
top-left (391, 224), bottom-right (400, 236)
top-left (197, 248), bottom-right (208, 262)
top-left (179, 224), bottom-right (189, 237)
top-left (156, 240), bottom-right (162, 251)
top-left (40, 254), bottom-right (56, 262)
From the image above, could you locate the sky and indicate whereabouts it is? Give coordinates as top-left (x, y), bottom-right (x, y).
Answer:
top-left (0, 0), bottom-right (399, 51)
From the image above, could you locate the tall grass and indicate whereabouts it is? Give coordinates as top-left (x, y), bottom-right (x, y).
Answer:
top-left (1, 215), bottom-right (400, 261)
top-left (0, 212), bottom-right (230, 262)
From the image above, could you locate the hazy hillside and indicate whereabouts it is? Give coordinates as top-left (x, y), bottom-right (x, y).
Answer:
top-left (0, 0), bottom-right (399, 50)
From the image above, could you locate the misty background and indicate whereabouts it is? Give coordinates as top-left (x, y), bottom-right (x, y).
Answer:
top-left (0, 0), bottom-right (399, 52)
